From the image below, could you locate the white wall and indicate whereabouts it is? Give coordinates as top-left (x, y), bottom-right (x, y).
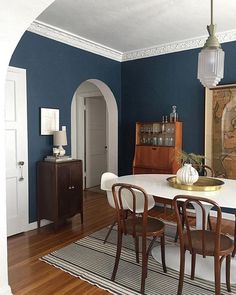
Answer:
top-left (0, 2), bottom-right (55, 294)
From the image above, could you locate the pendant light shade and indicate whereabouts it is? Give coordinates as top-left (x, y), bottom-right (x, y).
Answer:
top-left (198, 45), bottom-right (225, 88)
top-left (197, 0), bottom-right (224, 88)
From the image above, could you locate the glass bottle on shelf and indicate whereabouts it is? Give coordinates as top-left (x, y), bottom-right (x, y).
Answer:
top-left (169, 137), bottom-right (174, 146)
top-left (164, 135), bottom-right (169, 146)
top-left (153, 136), bottom-right (158, 145)
top-left (170, 105), bottom-right (178, 122)
top-left (158, 133), bottom-right (163, 145)
top-left (161, 116), bottom-right (165, 133)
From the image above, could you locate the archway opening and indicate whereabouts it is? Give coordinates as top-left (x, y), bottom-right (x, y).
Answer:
top-left (71, 79), bottom-right (118, 189)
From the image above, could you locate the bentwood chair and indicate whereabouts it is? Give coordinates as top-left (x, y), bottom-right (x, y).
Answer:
top-left (218, 207), bottom-right (236, 257)
top-left (173, 195), bottom-right (234, 295)
top-left (101, 172), bottom-right (155, 244)
top-left (204, 164), bottom-right (236, 258)
top-left (174, 165), bottom-right (215, 242)
top-left (111, 183), bottom-right (167, 294)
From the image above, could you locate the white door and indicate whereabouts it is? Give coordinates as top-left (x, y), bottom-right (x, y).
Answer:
top-left (5, 66), bottom-right (28, 236)
top-left (85, 96), bottom-right (107, 188)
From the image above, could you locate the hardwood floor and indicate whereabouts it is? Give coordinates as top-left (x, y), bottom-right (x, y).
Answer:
top-left (8, 189), bottom-right (235, 295)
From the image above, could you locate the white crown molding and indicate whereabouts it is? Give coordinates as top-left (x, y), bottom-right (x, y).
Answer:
top-left (28, 21), bottom-right (123, 62)
top-left (122, 29), bottom-right (236, 61)
top-left (28, 21), bottom-right (236, 62)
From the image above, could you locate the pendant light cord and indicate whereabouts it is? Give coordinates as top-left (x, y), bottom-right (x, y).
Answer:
top-left (211, 0), bottom-right (213, 25)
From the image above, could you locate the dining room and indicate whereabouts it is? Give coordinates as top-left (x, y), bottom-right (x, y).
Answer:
top-left (2, 1), bottom-right (236, 295)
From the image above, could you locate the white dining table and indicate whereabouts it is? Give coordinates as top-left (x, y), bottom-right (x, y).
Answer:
top-left (115, 173), bottom-right (236, 283)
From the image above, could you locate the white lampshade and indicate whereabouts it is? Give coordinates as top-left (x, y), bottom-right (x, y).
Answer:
top-left (53, 130), bottom-right (67, 146)
top-left (197, 46), bottom-right (225, 88)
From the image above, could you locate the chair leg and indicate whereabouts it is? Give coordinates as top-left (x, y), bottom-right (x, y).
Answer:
top-left (111, 229), bottom-right (123, 281)
top-left (141, 236), bottom-right (147, 294)
top-left (232, 214), bottom-right (236, 257)
top-left (104, 220), bottom-right (116, 244)
top-left (226, 254), bottom-right (231, 292)
top-left (191, 252), bottom-right (196, 280)
top-left (177, 248), bottom-right (185, 295)
top-left (134, 236), bottom-right (139, 263)
top-left (214, 256), bottom-right (221, 295)
top-left (175, 205), bottom-right (184, 243)
top-left (160, 234), bottom-right (167, 273)
top-left (174, 227), bottom-right (179, 243)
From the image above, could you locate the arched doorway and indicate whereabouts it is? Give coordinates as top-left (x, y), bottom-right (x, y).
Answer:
top-left (71, 79), bottom-right (118, 188)
top-left (0, 2), bottom-right (56, 294)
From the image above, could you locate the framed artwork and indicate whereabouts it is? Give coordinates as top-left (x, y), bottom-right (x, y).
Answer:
top-left (40, 107), bottom-right (59, 135)
top-left (205, 84), bottom-right (236, 179)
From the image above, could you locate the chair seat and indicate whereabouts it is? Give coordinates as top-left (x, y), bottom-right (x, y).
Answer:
top-left (184, 230), bottom-right (234, 256)
top-left (125, 217), bottom-right (165, 237)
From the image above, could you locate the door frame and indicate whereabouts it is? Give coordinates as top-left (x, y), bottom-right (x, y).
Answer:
top-left (6, 66), bottom-right (29, 235)
top-left (71, 79), bottom-right (118, 188)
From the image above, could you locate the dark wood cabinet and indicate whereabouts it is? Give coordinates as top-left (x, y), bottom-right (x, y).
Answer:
top-left (133, 121), bottom-right (182, 174)
top-left (37, 160), bottom-right (83, 229)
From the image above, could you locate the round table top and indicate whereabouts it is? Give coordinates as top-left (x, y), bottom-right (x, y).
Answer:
top-left (116, 174), bottom-right (236, 209)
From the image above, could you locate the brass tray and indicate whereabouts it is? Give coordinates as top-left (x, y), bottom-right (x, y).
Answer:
top-left (167, 176), bottom-right (224, 191)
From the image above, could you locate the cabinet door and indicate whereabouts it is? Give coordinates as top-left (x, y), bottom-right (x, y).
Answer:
top-left (134, 146), bottom-right (171, 170)
top-left (57, 164), bottom-right (71, 218)
top-left (151, 147), bottom-right (171, 169)
top-left (57, 162), bottom-right (82, 218)
top-left (69, 161), bottom-right (83, 214)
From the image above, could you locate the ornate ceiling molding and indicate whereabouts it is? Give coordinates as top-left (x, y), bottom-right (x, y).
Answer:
top-left (28, 21), bottom-right (123, 62)
top-left (122, 30), bottom-right (236, 61)
top-left (28, 21), bottom-right (236, 62)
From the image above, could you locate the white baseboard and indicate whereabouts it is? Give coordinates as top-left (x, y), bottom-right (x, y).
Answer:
top-left (0, 285), bottom-right (12, 295)
top-left (26, 219), bottom-right (52, 232)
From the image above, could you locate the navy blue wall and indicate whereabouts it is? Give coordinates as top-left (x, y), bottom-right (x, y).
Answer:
top-left (120, 42), bottom-right (236, 175)
top-left (10, 31), bottom-right (121, 222)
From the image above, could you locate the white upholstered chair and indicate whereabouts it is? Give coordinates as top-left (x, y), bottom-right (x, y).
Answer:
top-left (101, 172), bottom-right (155, 243)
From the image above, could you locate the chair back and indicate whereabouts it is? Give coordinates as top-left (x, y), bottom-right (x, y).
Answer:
top-left (112, 183), bottom-right (150, 237)
top-left (173, 195), bottom-right (222, 256)
top-left (101, 172), bottom-right (118, 208)
top-left (193, 164), bottom-right (215, 177)
top-left (201, 165), bottom-right (215, 177)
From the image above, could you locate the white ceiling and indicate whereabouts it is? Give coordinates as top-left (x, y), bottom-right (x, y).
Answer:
top-left (35, 0), bottom-right (236, 60)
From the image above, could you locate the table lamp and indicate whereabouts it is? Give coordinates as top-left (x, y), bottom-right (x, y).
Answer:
top-left (53, 130), bottom-right (67, 157)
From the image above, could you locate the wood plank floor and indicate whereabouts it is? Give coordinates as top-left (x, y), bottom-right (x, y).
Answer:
top-left (8, 189), bottom-right (235, 295)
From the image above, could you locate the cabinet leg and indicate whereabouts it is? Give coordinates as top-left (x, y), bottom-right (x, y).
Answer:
top-left (54, 222), bottom-right (59, 232)
top-left (80, 212), bottom-right (83, 224)
top-left (37, 219), bottom-right (41, 228)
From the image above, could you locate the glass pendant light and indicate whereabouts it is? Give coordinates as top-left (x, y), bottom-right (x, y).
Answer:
top-left (197, 0), bottom-right (224, 88)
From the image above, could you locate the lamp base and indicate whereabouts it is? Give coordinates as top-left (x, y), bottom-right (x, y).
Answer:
top-left (53, 146), bottom-right (66, 157)
top-left (58, 145), bottom-right (66, 156)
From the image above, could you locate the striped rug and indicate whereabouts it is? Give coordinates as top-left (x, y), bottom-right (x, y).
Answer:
top-left (41, 225), bottom-right (236, 295)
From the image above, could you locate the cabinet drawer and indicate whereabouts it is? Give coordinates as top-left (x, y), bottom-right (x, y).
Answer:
top-left (134, 146), bottom-right (173, 169)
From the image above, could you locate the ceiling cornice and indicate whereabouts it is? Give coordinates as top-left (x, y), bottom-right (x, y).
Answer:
top-left (28, 21), bottom-right (123, 62)
top-left (28, 21), bottom-right (236, 62)
top-left (122, 29), bottom-right (236, 61)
